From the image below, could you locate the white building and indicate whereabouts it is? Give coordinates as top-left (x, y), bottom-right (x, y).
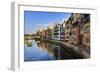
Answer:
top-left (53, 23), bottom-right (61, 40)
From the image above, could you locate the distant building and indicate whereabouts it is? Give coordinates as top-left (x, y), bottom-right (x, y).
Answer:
top-left (60, 23), bottom-right (65, 41)
top-left (47, 24), bottom-right (54, 39)
top-left (53, 23), bottom-right (61, 40)
top-left (37, 28), bottom-right (48, 39)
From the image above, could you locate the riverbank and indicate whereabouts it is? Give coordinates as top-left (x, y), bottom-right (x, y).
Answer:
top-left (43, 39), bottom-right (90, 58)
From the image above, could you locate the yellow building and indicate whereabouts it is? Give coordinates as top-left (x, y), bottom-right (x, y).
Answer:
top-left (64, 18), bottom-right (73, 44)
top-left (82, 21), bottom-right (90, 49)
top-left (47, 24), bottom-right (54, 39)
top-left (79, 14), bottom-right (90, 53)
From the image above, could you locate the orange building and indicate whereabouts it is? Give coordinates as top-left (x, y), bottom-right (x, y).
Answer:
top-left (72, 27), bottom-right (80, 45)
top-left (71, 13), bottom-right (81, 46)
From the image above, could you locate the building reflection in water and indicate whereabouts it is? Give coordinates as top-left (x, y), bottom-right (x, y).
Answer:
top-left (36, 40), bottom-right (60, 59)
top-left (24, 39), bottom-right (61, 61)
top-left (24, 39), bottom-right (83, 61)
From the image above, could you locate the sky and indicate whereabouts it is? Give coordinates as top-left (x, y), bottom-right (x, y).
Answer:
top-left (24, 11), bottom-right (71, 34)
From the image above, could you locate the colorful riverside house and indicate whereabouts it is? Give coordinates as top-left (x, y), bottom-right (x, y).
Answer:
top-left (37, 29), bottom-right (43, 39)
top-left (80, 14), bottom-right (90, 53)
top-left (60, 22), bottom-right (65, 41)
top-left (64, 17), bottom-right (73, 44)
top-left (37, 28), bottom-right (48, 40)
top-left (47, 24), bottom-right (54, 40)
top-left (71, 13), bottom-right (81, 46)
top-left (53, 23), bottom-right (61, 40)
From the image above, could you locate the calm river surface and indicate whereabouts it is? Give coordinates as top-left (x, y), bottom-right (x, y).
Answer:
top-left (24, 40), bottom-right (61, 61)
top-left (24, 39), bottom-right (83, 62)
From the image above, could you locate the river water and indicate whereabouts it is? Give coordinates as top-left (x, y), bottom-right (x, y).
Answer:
top-left (24, 40), bottom-right (61, 61)
top-left (24, 39), bottom-right (83, 62)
